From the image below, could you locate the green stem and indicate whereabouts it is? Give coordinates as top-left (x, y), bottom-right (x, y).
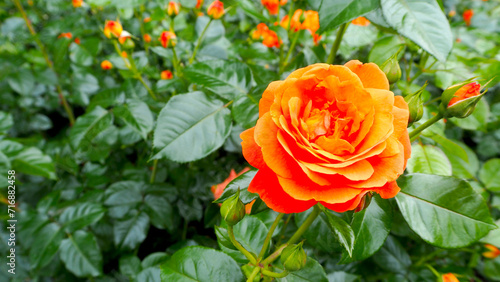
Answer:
top-left (262, 205), bottom-right (321, 266)
top-left (262, 269), bottom-right (289, 278)
top-left (280, 30), bottom-right (300, 74)
top-left (171, 46), bottom-right (181, 76)
top-left (275, 214), bottom-right (292, 248)
top-left (136, 75), bottom-right (158, 101)
top-left (228, 225), bottom-right (257, 264)
top-left (189, 18), bottom-right (212, 64)
top-left (409, 113), bottom-right (443, 142)
top-left (150, 159), bottom-right (158, 184)
top-left (247, 267), bottom-right (260, 282)
top-left (258, 213), bottom-right (284, 258)
top-left (14, 0), bottom-right (75, 125)
top-left (326, 23), bottom-right (349, 64)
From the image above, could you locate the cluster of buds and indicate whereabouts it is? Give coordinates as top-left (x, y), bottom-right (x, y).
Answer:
top-left (280, 242), bottom-right (307, 271)
top-left (261, 0), bottom-right (287, 15)
top-left (251, 23), bottom-right (282, 48)
top-left (207, 0), bottom-right (225, 19)
top-left (439, 80), bottom-right (485, 118)
top-left (280, 9), bottom-right (321, 44)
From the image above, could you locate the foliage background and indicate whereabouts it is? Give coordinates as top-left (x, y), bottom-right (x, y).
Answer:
top-left (0, 0), bottom-right (500, 281)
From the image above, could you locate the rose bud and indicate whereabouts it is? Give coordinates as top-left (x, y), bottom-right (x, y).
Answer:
top-left (58, 32), bottom-right (73, 39)
top-left (483, 244), bottom-right (500, 259)
top-left (212, 168), bottom-right (255, 213)
top-left (119, 31), bottom-right (135, 49)
top-left (101, 60), bottom-right (112, 70)
top-left (161, 70), bottom-right (173, 80)
top-left (440, 81), bottom-right (483, 118)
top-left (159, 31), bottom-right (177, 48)
top-left (381, 56), bottom-right (401, 85)
top-left (441, 273), bottom-right (459, 282)
top-left (220, 190), bottom-right (245, 226)
top-left (207, 0), bottom-right (224, 19)
top-left (354, 192), bottom-right (372, 213)
top-left (404, 82), bottom-right (426, 126)
top-left (72, 0), bottom-right (83, 8)
top-left (463, 9), bottom-right (473, 26)
top-left (104, 20), bottom-right (123, 38)
top-left (167, 1), bottom-right (180, 16)
top-left (196, 0), bottom-right (204, 9)
top-left (121, 51), bottom-right (128, 58)
top-left (143, 34), bottom-right (152, 43)
top-left (280, 242), bottom-right (307, 271)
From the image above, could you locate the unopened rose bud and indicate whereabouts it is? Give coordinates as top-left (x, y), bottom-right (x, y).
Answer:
top-left (440, 81), bottom-right (483, 118)
top-left (104, 20), bottom-right (123, 39)
top-left (381, 56), bottom-right (401, 85)
top-left (354, 193), bottom-right (372, 213)
top-left (404, 82), bottom-right (426, 125)
top-left (483, 244), bottom-right (500, 259)
top-left (220, 190), bottom-right (245, 226)
top-left (207, 0), bottom-right (224, 19)
top-left (442, 273), bottom-right (459, 282)
top-left (101, 60), bottom-right (112, 70)
top-left (119, 32), bottom-right (135, 49)
top-left (159, 31), bottom-right (177, 48)
top-left (167, 1), bottom-right (180, 16)
top-left (280, 242), bottom-right (307, 272)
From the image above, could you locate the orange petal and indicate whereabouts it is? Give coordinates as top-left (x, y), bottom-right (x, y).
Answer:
top-left (321, 191), bottom-right (369, 212)
top-left (248, 167), bottom-right (316, 213)
top-left (241, 128), bottom-right (265, 169)
top-left (344, 60), bottom-right (390, 90)
top-left (259, 81), bottom-right (282, 117)
top-left (373, 181), bottom-right (400, 199)
top-left (302, 159), bottom-right (374, 181)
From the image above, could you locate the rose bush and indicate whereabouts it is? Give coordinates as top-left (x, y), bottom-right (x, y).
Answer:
top-left (242, 62), bottom-right (410, 213)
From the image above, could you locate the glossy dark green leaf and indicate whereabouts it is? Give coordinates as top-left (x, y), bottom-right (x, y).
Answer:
top-left (479, 159), bottom-right (500, 192)
top-left (104, 181), bottom-right (143, 218)
top-left (396, 174), bottom-right (496, 248)
top-left (406, 144), bottom-right (452, 176)
top-left (12, 147), bottom-right (57, 180)
top-left (88, 88), bottom-right (126, 111)
top-left (232, 91), bottom-right (260, 129)
top-left (141, 253), bottom-right (170, 268)
top-left (318, 0), bottom-right (380, 33)
top-left (442, 141), bottom-right (479, 180)
top-left (152, 92), bottom-right (232, 162)
top-left (30, 223), bottom-right (64, 270)
top-left (322, 209), bottom-right (355, 257)
top-left (340, 195), bottom-right (393, 263)
top-left (114, 211), bottom-right (150, 250)
top-left (238, 0), bottom-right (269, 22)
top-left (160, 246), bottom-right (243, 281)
top-left (119, 255), bottom-right (142, 278)
top-left (373, 235), bottom-right (411, 274)
top-left (114, 99), bottom-right (154, 140)
top-left (368, 36), bottom-right (405, 66)
top-left (143, 194), bottom-right (174, 231)
top-left (137, 267), bottom-right (161, 282)
top-left (70, 106), bottom-right (113, 149)
top-left (214, 170), bottom-right (258, 204)
top-left (380, 0), bottom-right (452, 62)
top-left (183, 60), bottom-right (252, 100)
top-left (59, 202), bottom-right (105, 232)
top-left (59, 231), bottom-right (103, 277)
top-left (277, 257), bottom-right (328, 282)
top-left (8, 68), bottom-right (35, 96)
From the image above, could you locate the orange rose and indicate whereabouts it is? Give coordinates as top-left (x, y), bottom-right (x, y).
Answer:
top-left (483, 244), bottom-right (500, 259)
top-left (252, 23), bottom-right (281, 48)
top-left (207, 0), bottom-right (224, 19)
top-left (442, 273), bottom-right (459, 282)
top-left (241, 61), bottom-right (411, 213)
top-left (261, 0), bottom-right (287, 15)
top-left (104, 20), bottom-right (123, 38)
top-left (212, 168), bottom-right (254, 214)
top-left (463, 9), bottom-right (473, 26)
top-left (101, 60), bottom-right (112, 70)
top-left (351, 16), bottom-right (370, 26)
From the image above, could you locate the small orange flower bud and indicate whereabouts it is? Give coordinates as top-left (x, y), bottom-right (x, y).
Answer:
top-left (121, 51), bottom-right (128, 58)
top-left (463, 9), bottom-right (473, 26)
top-left (143, 17), bottom-right (151, 23)
top-left (447, 82), bottom-right (481, 107)
top-left (351, 16), bottom-right (370, 26)
top-left (483, 244), bottom-right (500, 259)
top-left (72, 0), bottom-right (83, 8)
top-left (251, 23), bottom-right (281, 48)
top-left (101, 60), bottom-right (112, 70)
top-left (104, 20), bottom-right (123, 38)
top-left (58, 32), bottom-right (72, 39)
top-left (74, 37), bottom-right (81, 44)
top-left (442, 273), bottom-right (459, 282)
top-left (118, 31), bottom-right (132, 45)
top-left (212, 168), bottom-right (254, 214)
top-left (167, 1), bottom-right (180, 16)
top-left (449, 10), bottom-right (456, 17)
top-left (161, 70), bottom-right (173, 80)
top-left (261, 0), bottom-right (287, 15)
top-left (196, 0), bottom-right (204, 9)
top-left (143, 33), bottom-right (152, 43)
top-left (159, 31), bottom-right (177, 48)
top-left (207, 0), bottom-right (224, 19)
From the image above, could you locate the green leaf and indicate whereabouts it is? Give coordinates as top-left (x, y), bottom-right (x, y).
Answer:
top-left (295, 209), bottom-right (340, 253)
top-left (428, 134), bottom-right (468, 162)
top-left (396, 174), bottom-right (497, 248)
top-left (479, 159), bottom-right (500, 192)
top-left (195, 16), bottom-right (225, 44)
top-left (232, 91), bottom-right (260, 129)
top-left (88, 88), bottom-right (126, 111)
top-left (450, 99), bottom-right (490, 131)
top-left (214, 170), bottom-right (258, 204)
top-left (368, 36), bottom-right (405, 66)
top-left (104, 181), bottom-right (143, 218)
top-left (30, 223), bottom-right (64, 270)
top-left (59, 202), bottom-right (105, 232)
top-left (119, 255), bottom-right (142, 278)
top-left (318, 0), bottom-right (380, 33)
top-left (69, 43), bottom-right (93, 67)
top-left (12, 147), bottom-right (57, 180)
top-left (59, 231), bottom-right (103, 277)
top-left (372, 235), bottom-right (411, 274)
top-left (380, 0), bottom-right (452, 62)
top-left (152, 91), bottom-right (232, 162)
top-left (442, 141), bottom-right (479, 180)
top-left (143, 194), bottom-right (174, 231)
top-left (70, 106), bottom-right (113, 149)
top-left (114, 99), bottom-right (154, 140)
top-left (237, 0), bottom-right (269, 22)
top-left (277, 257), bottom-right (328, 282)
top-left (340, 195), bottom-right (393, 263)
top-left (0, 111), bottom-right (13, 133)
top-left (137, 267), bottom-right (161, 282)
top-left (322, 209), bottom-right (355, 257)
top-left (179, 0), bottom-right (197, 8)
top-left (141, 253), bottom-right (170, 268)
top-left (8, 68), bottom-right (35, 96)
top-left (406, 144), bottom-right (452, 176)
top-left (183, 60), bottom-right (252, 100)
top-left (160, 246), bottom-right (243, 282)
top-left (114, 211), bottom-right (150, 250)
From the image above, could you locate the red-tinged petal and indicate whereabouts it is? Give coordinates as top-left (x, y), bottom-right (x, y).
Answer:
top-left (373, 181), bottom-right (400, 199)
top-left (320, 191), bottom-right (369, 212)
top-left (241, 128), bottom-right (265, 169)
